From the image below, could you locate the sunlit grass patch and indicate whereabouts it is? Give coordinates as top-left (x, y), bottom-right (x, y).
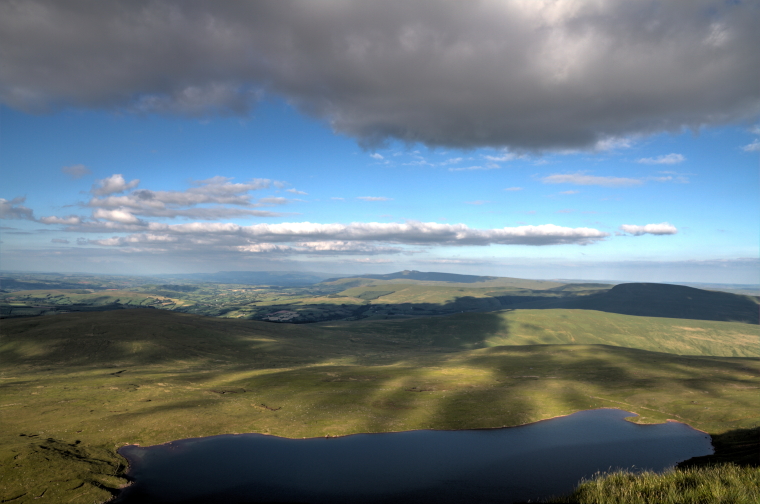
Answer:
top-left (551, 464), bottom-right (760, 504)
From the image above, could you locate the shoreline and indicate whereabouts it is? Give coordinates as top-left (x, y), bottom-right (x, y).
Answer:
top-left (110, 407), bottom-right (716, 504)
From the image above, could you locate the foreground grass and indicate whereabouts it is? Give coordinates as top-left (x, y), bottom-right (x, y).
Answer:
top-left (1, 309), bottom-right (759, 503)
top-left (550, 464), bottom-right (760, 504)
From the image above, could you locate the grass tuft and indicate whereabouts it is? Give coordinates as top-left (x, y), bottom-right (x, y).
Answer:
top-left (551, 464), bottom-right (760, 504)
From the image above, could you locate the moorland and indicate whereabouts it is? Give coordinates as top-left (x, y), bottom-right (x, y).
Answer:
top-left (0, 271), bottom-right (758, 503)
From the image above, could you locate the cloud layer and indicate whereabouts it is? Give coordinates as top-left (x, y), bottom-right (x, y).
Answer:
top-left (72, 221), bottom-right (611, 256)
top-left (2, 1), bottom-right (758, 150)
top-left (619, 223), bottom-right (678, 236)
top-left (82, 175), bottom-right (282, 221)
top-left (637, 153), bottom-right (686, 165)
top-left (541, 173), bottom-right (643, 187)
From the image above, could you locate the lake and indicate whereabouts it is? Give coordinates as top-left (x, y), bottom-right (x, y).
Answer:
top-left (115, 408), bottom-right (713, 504)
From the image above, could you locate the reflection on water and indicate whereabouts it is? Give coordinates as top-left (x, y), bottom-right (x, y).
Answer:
top-left (116, 409), bottom-right (712, 504)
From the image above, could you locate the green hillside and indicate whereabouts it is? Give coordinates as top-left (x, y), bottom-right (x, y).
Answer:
top-left (514, 283), bottom-right (760, 324)
top-left (321, 270), bottom-right (568, 290)
top-left (1, 308), bottom-right (759, 503)
top-left (319, 308), bottom-right (760, 357)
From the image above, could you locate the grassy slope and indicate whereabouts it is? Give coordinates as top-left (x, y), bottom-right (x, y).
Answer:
top-left (549, 464), bottom-right (760, 504)
top-left (323, 275), bottom-right (567, 290)
top-left (1, 309), bottom-right (759, 503)
top-left (2, 289), bottom-right (189, 308)
top-left (321, 309), bottom-right (760, 357)
top-left (516, 283), bottom-right (760, 324)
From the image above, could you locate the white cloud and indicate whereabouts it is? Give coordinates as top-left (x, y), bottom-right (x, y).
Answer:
top-left (98, 221), bottom-right (610, 247)
top-left (39, 215), bottom-right (82, 225)
top-left (742, 140), bottom-right (760, 152)
top-left (357, 196), bottom-right (391, 201)
top-left (504, 187), bottom-right (523, 192)
top-left (370, 153), bottom-right (384, 160)
top-left (594, 137), bottom-right (634, 151)
top-left (619, 222), bottom-right (678, 236)
top-left (484, 153), bottom-right (516, 162)
top-left (331, 197), bottom-right (345, 201)
top-left (637, 153), bottom-right (686, 165)
top-left (286, 188), bottom-right (308, 195)
top-left (0, 197), bottom-right (34, 220)
top-left (61, 164), bottom-right (91, 179)
top-left (91, 174), bottom-right (140, 196)
top-left (93, 208), bottom-right (141, 224)
top-left (85, 175), bottom-right (280, 220)
top-left (559, 190), bottom-right (579, 195)
top-left (51, 238), bottom-right (69, 244)
top-left (541, 173), bottom-right (643, 187)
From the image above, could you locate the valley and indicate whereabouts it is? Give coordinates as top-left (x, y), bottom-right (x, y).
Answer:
top-left (0, 272), bottom-right (758, 503)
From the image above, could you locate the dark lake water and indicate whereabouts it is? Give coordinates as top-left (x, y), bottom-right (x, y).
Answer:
top-left (115, 409), bottom-right (712, 504)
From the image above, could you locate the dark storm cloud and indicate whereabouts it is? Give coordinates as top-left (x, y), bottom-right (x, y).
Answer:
top-left (2, 0), bottom-right (758, 150)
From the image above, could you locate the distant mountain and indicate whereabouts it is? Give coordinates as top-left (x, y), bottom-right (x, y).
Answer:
top-left (517, 282), bottom-right (759, 324)
top-left (166, 271), bottom-right (344, 287)
top-left (323, 270), bottom-right (500, 284)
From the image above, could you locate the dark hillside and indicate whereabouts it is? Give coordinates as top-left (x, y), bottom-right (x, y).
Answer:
top-left (516, 283), bottom-right (759, 324)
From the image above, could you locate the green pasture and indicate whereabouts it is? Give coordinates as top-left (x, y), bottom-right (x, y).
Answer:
top-left (1, 289), bottom-right (188, 308)
top-left (1, 308), bottom-right (759, 503)
top-left (321, 309), bottom-right (760, 357)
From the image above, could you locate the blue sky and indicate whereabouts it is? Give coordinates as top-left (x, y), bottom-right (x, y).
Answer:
top-left (1, 1), bottom-right (758, 283)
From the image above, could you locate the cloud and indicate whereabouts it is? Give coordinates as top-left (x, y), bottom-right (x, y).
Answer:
top-left (6, 2), bottom-right (755, 150)
top-left (370, 153), bottom-right (384, 160)
top-left (39, 215), bottom-right (82, 225)
top-left (484, 153), bottom-right (516, 162)
top-left (449, 165), bottom-right (499, 172)
top-left (594, 137), bottom-right (633, 151)
top-left (331, 197), bottom-right (345, 201)
top-left (619, 222), bottom-right (678, 236)
top-left (84, 175), bottom-right (280, 220)
top-left (93, 208), bottom-right (141, 224)
top-left (743, 140), bottom-right (760, 152)
top-left (51, 238), bottom-right (69, 244)
top-left (357, 196), bottom-right (391, 201)
top-left (91, 174), bottom-right (140, 196)
top-left (504, 187), bottom-right (523, 192)
top-left (61, 164), bottom-right (91, 179)
top-left (541, 173), bottom-right (643, 187)
top-left (0, 197), bottom-right (34, 220)
top-left (637, 153), bottom-right (686, 165)
top-left (258, 197), bottom-right (288, 206)
top-left (75, 221), bottom-right (610, 250)
top-left (559, 190), bottom-right (579, 195)
top-left (286, 188), bottom-right (307, 195)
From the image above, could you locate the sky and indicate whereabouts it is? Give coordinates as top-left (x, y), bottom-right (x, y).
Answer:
top-left (1, 0), bottom-right (758, 283)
